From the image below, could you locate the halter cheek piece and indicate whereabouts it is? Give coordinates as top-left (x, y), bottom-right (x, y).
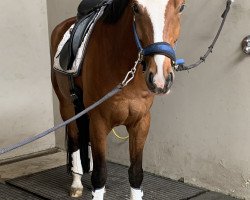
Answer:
top-left (132, 20), bottom-right (185, 70)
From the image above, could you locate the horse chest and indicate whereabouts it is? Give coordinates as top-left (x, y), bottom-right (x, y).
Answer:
top-left (107, 97), bottom-right (152, 126)
top-left (128, 100), bottom-right (148, 117)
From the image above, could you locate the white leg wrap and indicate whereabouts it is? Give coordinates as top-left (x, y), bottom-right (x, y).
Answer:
top-left (130, 187), bottom-right (143, 200)
top-left (71, 150), bottom-right (83, 175)
top-left (92, 187), bottom-right (106, 200)
top-left (71, 173), bottom-right (83, 189)
top-left (89, 144), bottom-right (93, 172)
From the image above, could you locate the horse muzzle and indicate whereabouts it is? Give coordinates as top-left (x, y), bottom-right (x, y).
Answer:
top-left (133, 19), bottom-right (183, 95)
top-left (146, 71), bottom-right (174, 95)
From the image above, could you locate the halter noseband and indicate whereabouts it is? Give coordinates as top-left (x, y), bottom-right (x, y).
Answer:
top-left (133, 20), bottom-right (185, 68)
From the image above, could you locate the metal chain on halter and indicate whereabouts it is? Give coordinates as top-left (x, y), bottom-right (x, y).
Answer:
top-left (121, 53), bottom-right (142, 87)
top-left (175, 0), bottom-right (233, 71)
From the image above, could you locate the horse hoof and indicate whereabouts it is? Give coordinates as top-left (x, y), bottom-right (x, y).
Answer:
top-left (70, 187), bottom-right (83, 198)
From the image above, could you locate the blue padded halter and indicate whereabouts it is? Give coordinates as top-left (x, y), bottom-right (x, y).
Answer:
top-left (133, 21), bottom-right (185, 66)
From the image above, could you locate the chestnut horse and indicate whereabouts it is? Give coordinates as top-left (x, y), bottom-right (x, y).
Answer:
top-left (51, 0), bottom-right (185, 199)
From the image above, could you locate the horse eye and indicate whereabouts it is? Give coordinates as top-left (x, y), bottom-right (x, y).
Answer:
top-left (132, 4), bottom-right (140, 14)
top-left (179, 4), bottom-right (185, 13)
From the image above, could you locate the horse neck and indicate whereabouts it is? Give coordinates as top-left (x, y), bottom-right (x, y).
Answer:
top-left (82, 6), bottom-right (142, 94)
top-left (101, 7), bottom-right (138, 73)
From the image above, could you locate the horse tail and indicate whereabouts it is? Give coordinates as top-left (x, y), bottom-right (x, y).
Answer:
top-left (66, 87), bottom-right (90, 174)
top-left (77, 109), bottom-right (91, 174)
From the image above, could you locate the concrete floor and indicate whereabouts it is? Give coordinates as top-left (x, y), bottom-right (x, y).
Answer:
top-left (0, 149), bottom-right (66, 182)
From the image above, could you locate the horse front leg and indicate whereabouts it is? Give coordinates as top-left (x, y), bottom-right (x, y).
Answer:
top-left (127, 113), bottom-right (150, 200)
top-left (89, 114), bottom-right (110, 200)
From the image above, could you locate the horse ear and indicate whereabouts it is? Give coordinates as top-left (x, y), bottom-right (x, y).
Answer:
top-left (102, 0), bottom-right (129, 23)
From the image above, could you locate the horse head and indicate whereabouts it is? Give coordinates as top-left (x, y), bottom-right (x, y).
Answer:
top-left (131, 0), bottom-right (185, 94)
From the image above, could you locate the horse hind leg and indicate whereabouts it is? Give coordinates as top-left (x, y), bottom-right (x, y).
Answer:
top-left (59, 103), bottom-right (84, 198)
top-left (71, 153), bottom-right (84, 198)
top-left (126, 113), bottom-right (151, 200)
top-left (51, 54), bottom-right (89, 198)
top-left (69, 106), bottom-right (94, 197)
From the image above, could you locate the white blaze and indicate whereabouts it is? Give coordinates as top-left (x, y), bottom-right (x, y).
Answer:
top-left (137, 0), bottom-right (170, 88)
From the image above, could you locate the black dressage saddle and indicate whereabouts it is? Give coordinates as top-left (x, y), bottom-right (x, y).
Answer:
top-left (59, 0), bottom-right (111, 71)
top-left (77, 0), bottom-right (106, 20)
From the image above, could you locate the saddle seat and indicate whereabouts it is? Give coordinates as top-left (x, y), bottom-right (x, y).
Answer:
top-left (77, 0), bottom-right (106, 20)
top-left (58, 0), bottom-right (111, 72)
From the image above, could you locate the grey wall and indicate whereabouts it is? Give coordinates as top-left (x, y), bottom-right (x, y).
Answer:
top-left (108, 0), bottom-right (250, 199)
top-left (46, 0), bottom-right (81, 149)
top-left (0, 0), bottom-right (54, 160)
top-left (47, 0), bottom-right (250, 199)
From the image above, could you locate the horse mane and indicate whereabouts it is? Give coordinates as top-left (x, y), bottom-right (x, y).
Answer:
top-left (102, 0), bottom-right (129, 23)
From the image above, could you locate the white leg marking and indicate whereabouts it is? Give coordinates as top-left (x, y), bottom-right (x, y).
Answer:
top-left (92, 187), bottom-right (106, 200)
top-left (71, 173), bottom-right (83, 189)
top-left (89, 144), bottom-right (93, 172)
top-left (72, 150), bottom-right (83, 175)
top-left (71, 150), bottom-right (84, 197)
top-left (130, 187), bottom-right (144, 200)
top-left (70, 173), bottom-right (83, 198)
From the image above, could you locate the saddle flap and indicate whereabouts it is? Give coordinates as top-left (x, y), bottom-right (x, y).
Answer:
top-left (54, 1), bottom-right (111, 75)
top-left (58, 13), bottom-right (96, 70)
top-left (72, 12), bottom-right (96, 57)
top-left (59, 40), bottom-right (72, 70)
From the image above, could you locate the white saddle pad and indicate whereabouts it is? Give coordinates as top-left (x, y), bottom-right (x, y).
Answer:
top-left (53, 6), bottom-right (106, 76)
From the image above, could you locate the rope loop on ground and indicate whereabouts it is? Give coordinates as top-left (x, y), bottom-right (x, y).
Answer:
top-left (112, 129), bottom-right (129, 140)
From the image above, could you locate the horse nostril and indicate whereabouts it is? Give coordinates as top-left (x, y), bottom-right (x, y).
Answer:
top-left (166, 72), bottom-right (174, 89)
top-left (169, 72), bottom-right (174, 80)
top-left (149, 72), bottom-right (154, 85)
